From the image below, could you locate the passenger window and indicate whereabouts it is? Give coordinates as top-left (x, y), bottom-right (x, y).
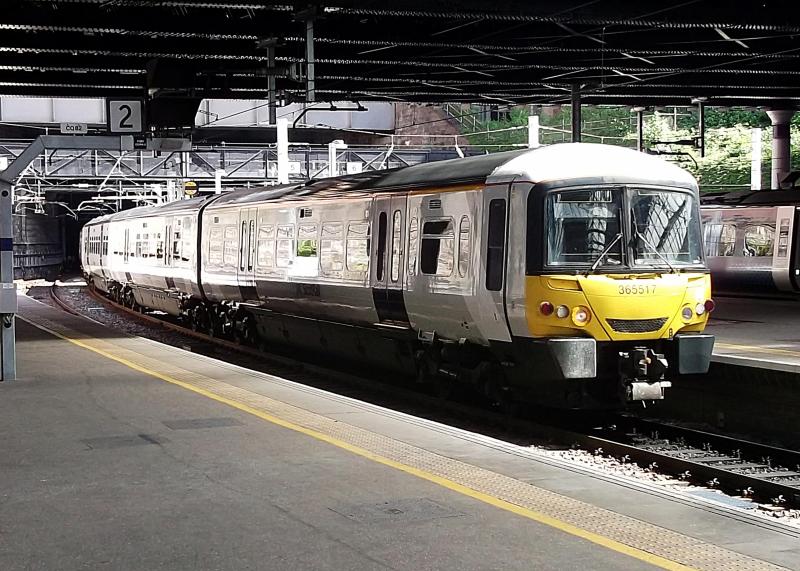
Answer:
top-left (702, 223), bottom-right (735, 257)
top-left (376, 212), bottom-right (387, 281)
top-left (420, 219), bottom-right (454, 276)
top-left (346, 222), bottom-right (370, 272)
top-left (458, 216), bottom-right (471, 277)
top-left (297, 224), bottom-right (318, 257)
top-left (390, 210), bottom-right (402, 283)
top-left (256, 225), bottom-right (275, 269)
top-left (209, 227), bottom-right (223, 266)
top-left (181, 217), bottom-right (193, 261)
top-left (276, 224), bottom-right (294, 268)
top-left (321, 223), bottom-right (344, 274)
top-left (744, 224), bottom-right (774, 256)
top-left (407, 217), bottom-right (418, 276)
top-left (223, 225), bottom-right (238, 269)
top-left (486, 199), bottom-right (506, 291)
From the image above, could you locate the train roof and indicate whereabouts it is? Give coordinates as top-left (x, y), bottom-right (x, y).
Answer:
top-left (701, 188), bottom-right (800, 206)
top-left (87, 143), bottom-right (697, 224)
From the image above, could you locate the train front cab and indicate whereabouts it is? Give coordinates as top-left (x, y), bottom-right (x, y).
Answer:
top-left (501, 181), bottom-right (715, 408)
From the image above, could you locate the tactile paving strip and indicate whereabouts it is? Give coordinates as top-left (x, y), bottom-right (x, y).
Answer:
top-left (20, 300), bottom-right (789, 571)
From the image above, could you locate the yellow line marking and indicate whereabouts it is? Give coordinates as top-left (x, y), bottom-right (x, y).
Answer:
top-left (21, 316), bottom-right (698, 571)
top-left (716, 342), bottom-right (800, 358)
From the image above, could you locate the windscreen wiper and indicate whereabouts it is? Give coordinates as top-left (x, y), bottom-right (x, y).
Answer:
top-left (586, 232), bottom-right (623, 275)
top-left (630, 208), bottom-right (678, 273)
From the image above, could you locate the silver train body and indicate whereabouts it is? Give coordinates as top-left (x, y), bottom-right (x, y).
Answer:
top-left (701, 190), bottom-right (800, 295)
top-left (82, 144), bottom-right (714, 409)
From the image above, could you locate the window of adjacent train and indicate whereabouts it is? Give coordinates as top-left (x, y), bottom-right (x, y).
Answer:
top-left (420, 218), bottom-right (455, 276)
top-left (744, 224), bottom-right (775, 256)
top-left (256, 225), bottom-right (275, 269)
top-left (276, 224), bottom-right (294, 268)
top-left (407, 217), bottom-right (418, 276)
top-left (458, 216), bottom-right (471, 277)
top-left (702, 223), bottom-right (735, 257)
top-left (346, 222), bottom-right (370, 272)
top-left (321, 223), bottom-right (344, 274)
top-left (630, 189), bottom-right (703, 266)
top-left (546, 189), bottom-right (622, 267)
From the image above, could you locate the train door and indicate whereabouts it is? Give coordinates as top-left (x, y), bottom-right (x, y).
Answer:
top-left (237, 207), bottom-right (258, 299)
top-left (479, 184), bottom-right (513, 341)
top-left (371, 194), bottom-right (409, 322)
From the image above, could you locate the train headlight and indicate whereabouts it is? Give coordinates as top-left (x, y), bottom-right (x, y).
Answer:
top-left (555, 305), bottom-right (570, 318)
top-left (681, 306), bottom-right (693, 321)
top-left (704, 299), bottom-right (715, 313)
top-left (572, 306), bottom-right (591, 325)
top-left (695, 302), bottom-right (706, 316)
top-left (539, 301), bottom-right (554, 316)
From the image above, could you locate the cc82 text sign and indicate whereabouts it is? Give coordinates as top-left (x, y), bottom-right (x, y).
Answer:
top-left (107, 99), bottom-right (145, 133)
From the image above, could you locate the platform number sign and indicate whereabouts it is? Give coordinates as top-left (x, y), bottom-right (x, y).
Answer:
top-left (106, 99), bottom-right (144, 133)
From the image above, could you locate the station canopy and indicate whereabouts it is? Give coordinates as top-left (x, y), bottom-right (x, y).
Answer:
top-left (1, 0), bottom-right (799, 109)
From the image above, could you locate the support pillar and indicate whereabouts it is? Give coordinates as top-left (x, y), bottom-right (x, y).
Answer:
top-left (632, 106), bottom-right (645, 152)
top-left (305, 17), bottom-right (315, 103)
top-left (276, 118), bottom-right (289, 184)
top-left (266, 40), bottom-right (277, 125)
top-left (766, 109), bottom-right (795, 188)
top-left (751, 128), bottom-right (763, 190)
top-left (528, 115), bottom-right (540, 149)
top-left (0, 176), bottom-right (15, 382)
top-left (571, 84), bottom-right (581, 143)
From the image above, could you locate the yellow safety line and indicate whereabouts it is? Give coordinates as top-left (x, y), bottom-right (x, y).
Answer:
top-left (716, 341), bottom-right (800, 358)
top-left (22, 316), bottom-right (696, 571)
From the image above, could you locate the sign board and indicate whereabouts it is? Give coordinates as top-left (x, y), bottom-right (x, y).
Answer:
top-left (60, 122), bottom-right (87, 135)
top-left (346, 162), bottom-right (363, 174)
top-left (106, 99), bottom-right (144, 133)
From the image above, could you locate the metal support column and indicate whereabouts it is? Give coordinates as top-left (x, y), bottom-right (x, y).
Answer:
top-left (767, 109), bottom-right (795, 188)
top-left (0, 173), bottom-right (15, 381)
top-left (571, 84), bottom-right (581, 143)
top-left (632, 107), bottom-right (645, 152)
top-left (697, 100), bottom-right (706, 158)
top-left (266, 40), bottom-right (278, 125)
top-left (0, 135), bottom-right (134, 382)
top-left (305, 18), bottom-right (316, 103)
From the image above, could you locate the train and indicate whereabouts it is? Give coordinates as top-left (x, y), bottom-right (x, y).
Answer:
top-left (81, 143), bottom-right (715, 410)
top-left (701, 189), bottom-right (800, 296)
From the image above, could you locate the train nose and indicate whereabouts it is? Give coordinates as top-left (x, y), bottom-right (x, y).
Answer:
top-left (578, 276), bottom-right (685, 339)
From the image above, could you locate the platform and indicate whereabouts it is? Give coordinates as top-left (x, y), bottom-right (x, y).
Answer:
top-left (710, 297), bottom-right (800, 373)
top-left (2, 296), bottom-right (799, 571)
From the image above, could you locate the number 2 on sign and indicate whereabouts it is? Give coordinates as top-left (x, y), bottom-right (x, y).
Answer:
top-left (618, 284), bottom-right (656, 295)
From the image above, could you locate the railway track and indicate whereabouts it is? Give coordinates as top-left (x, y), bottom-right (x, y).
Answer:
top-left (52, 282), bottom-right (800, 511)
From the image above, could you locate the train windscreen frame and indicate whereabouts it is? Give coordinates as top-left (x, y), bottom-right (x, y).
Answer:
top-left (540, 186), bottom-right (705, 273)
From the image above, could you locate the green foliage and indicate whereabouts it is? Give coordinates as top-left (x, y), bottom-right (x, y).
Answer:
top-left (461, 105), bottom-right (799, 190)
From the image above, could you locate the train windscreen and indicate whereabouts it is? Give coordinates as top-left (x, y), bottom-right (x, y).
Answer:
top-left (544, 187), bottom-right (704, 271)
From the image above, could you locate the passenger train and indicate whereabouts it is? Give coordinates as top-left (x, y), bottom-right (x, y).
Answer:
top-left (701, 189), bottom-right (800, 296)
top-left (81, 144), bottom-right (715, 409)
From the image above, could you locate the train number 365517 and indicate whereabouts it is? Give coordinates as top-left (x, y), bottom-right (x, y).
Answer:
top-left (618, 284), bottom-right (656, 295)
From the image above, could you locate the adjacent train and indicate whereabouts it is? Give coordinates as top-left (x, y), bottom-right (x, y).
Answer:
top-left (81, 143), bottom-right (715, 409)
top-left (701, 189), bottom-right (800, 296)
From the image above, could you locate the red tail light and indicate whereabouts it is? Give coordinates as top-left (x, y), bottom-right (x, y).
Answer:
top-left (704, 299), bottom-right (715, 313)
top-left (539, 301), bottom-right (554, 316)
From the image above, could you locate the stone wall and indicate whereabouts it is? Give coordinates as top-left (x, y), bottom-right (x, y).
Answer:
top-left (13, 213), bottom-right (64, 280)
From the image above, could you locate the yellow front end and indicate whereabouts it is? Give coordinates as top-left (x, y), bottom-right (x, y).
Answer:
top-left (526, 273), bottom-right (711, 340)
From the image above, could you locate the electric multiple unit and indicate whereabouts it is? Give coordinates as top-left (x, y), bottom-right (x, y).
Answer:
top-left (81, 143), bottom-right (715, 409)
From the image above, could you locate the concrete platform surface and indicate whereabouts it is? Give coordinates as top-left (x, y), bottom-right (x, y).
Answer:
top-left (710, 297), bottom-right (800, 372)
top-left (1, 296), bottom-right (798, 571)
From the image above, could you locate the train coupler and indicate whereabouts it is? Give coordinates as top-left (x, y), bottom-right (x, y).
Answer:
top-left (619, 347), bottom-right (671, 401)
